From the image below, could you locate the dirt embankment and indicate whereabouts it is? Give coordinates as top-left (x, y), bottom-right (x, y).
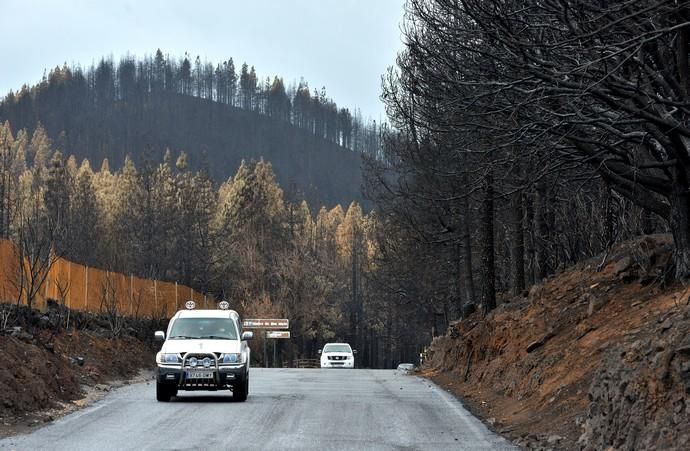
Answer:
top-left (0, 302), bottom-right (160, 436)
top-left (423, 235), bottom-right (690, 450)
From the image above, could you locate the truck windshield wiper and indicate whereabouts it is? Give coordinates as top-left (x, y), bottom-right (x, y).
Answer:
top-left (170, 335), bottom-right (196, 339)
top-left (198, 335), bottom-right (232, 340)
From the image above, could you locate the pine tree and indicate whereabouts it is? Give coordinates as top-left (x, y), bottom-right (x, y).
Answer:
top-left (226, 58), bottom-right (237, 106)
top-left (0, 121), bottom-right (15, 237)
top-left (268, 77), bottom-right (290, 120)
top-left (92, 157), bottom-right (116, 232)
top-left (65, 155), bottom-right (78, 179)
top-left (70, 159), bottom-right (100, 264)
top-left (248, 66), bottom-right (258, 111)
top-left (43, 150), bottom-right (71, 253)
top-left (336, 202), bottom-right (366, 350)
top-left (315, 205), bottom-right (344, 263)
top-left (188, 168), bottom-right (217, 290)
top-left (239, 63), bottom-right (250, 109)
top-left (153, 49), bottom-right (165, 92)
top-left (149, 149), bottom-right (177, 278)
top-left (180, 56), bottom-right (192, 95)
top-left (29, 123), bottom-right (51, 172)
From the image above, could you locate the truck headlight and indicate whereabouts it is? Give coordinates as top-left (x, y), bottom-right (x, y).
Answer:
top-left (157, 353), bottom-right (180, 364)
top-left (220, 353), bottom-right (242, 364)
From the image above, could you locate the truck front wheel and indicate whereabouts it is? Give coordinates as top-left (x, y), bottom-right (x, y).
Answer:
top-left (233, 376), bottom-right (249, 402)
top-left (156, 382), bottom-right (175, 402)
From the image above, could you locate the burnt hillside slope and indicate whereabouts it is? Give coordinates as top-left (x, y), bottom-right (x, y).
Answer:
top-left (424, 234), bottom-right (690, 450)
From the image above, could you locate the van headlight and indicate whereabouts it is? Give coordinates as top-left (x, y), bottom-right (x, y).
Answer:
top-left (157, 353), bottom-right (180, 364)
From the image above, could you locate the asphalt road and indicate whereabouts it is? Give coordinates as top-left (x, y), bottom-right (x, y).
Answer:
top-left (0, 369), bottom-right (516, 451)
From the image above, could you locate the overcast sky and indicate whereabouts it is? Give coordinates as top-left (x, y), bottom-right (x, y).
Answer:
top-left (0, 0), bottom-right (406, 121)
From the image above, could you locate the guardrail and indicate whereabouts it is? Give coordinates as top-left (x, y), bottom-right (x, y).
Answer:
top-left (292, 358), bottom-right (320, 368)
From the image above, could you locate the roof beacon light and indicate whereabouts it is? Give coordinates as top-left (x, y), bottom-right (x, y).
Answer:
top-left (185, 300), bottom-right (196, 310)
top-left (218, 301), bottom-right (230, 310)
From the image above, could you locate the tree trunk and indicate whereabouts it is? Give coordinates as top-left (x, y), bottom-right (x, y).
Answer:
top-left (460, 166), bottom-right (475, 315)
top-left (455, 243), bottom-right (465, 318)
top-left (670, 164), bottom-right (690, 280)
top-left (0, 170), bottom-right (5, 239)
top-left (350, 230), bottom-right (358, 348)
top-left (360, 325), bottom-right (367, 368)
top-left (534, 180), bottom-right (549, 280)
top-left (461, 213), bottom-right (476, 307)
top-left (603, 185), bottom-right (614, 248)
top-left (510, 187), bottom-right (525, 296)
top-left (641, 209), bottom-right (656, 235)
top-left (369, 327), bottom-right (375, 368)
top-left (384, 311), bottom-right (393, 369)
top-left (679, 22), bottom-right (690, 97)
top-left (524, 189), bottom-right (536, 284)
top-left (480, 170), bottom-right (496, 314)
top-left (672, 16), bottom-right (690, 279)
top-left (3, 173), bottom-right (9, 239)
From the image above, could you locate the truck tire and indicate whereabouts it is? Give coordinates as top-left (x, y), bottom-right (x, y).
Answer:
top-left (156, 382), bottom-right (172, 402)
top-left (233, 377), bottom-right (248, 402)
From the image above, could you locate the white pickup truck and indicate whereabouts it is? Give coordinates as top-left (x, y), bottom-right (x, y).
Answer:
top-left (319, 342), bottom-right (356, 368)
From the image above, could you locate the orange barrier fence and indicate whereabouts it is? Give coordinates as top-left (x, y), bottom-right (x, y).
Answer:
top-left (0, 240), bottom-right (209, 318)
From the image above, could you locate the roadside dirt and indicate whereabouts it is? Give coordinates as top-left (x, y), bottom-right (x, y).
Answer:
top-left (423, 234), bottom-right (690, 450)
top-left (0, 306), bottom-right (157, 438)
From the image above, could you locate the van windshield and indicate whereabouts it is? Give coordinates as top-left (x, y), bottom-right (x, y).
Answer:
top-left (169, 318), bottom-right (238, 340)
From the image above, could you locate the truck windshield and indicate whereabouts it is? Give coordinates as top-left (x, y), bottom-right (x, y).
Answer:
top-left (323, 344), bottom-right (351, 353)
top-left (169, 318), bottom-right (238, 340)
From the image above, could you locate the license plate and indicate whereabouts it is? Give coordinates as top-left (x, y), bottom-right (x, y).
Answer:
top-left (186, 370), bottom-right (213, 379)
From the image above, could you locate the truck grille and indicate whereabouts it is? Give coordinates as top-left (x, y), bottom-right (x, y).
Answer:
top-left (183, 353), bottom-right (218, 364)
top-left (178, 352), bottom-right (222, 359)
top-left (180, 353), bottom-right (219, 388)
top-left (328, 355), bottom-right (347, 360)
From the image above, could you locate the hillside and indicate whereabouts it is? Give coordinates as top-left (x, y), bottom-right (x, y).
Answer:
top-left (0, 303), bottom-right (156, 438)
top-left (0, 61), bottom-right (366, 208)
top-left (423, 235), bottom-right (690, 450)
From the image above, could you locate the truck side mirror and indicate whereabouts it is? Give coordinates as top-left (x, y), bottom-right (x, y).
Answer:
top-left (154, 331), bottom-right (165, 341)
top-left (318, 349), bottom-right (322, 354)
top-left (241, 331), bottom-right (253, 341)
